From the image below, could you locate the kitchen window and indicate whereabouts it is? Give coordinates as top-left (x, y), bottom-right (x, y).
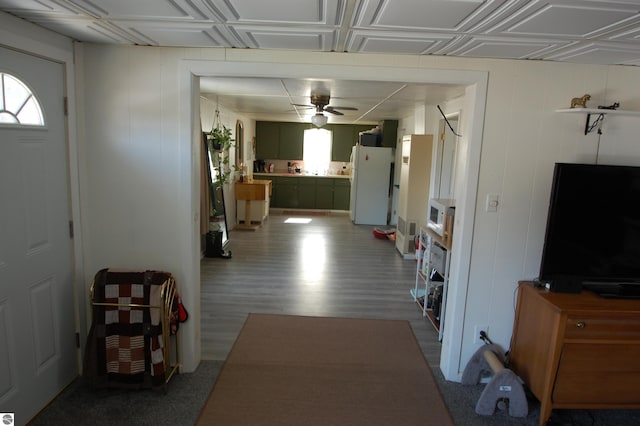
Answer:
top-left (303, 128), bottom-right (332, 175)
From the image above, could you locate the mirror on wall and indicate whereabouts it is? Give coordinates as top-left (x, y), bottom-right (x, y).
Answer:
top-left (436, 115), bottom-right (459, 199)
top-left (236, 120), bottom-right (244, 169)
top-left (204, 132), bottom-right (232, 258)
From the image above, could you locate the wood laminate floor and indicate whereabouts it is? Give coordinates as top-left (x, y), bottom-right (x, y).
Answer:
top-left (200, 211), bottom-right (442, 366)
top-left (201, 215), bottom-right (640, 425)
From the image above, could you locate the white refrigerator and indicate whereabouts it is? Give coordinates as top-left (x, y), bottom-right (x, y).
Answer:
top-left (349, 145), bottom-right (393, 225)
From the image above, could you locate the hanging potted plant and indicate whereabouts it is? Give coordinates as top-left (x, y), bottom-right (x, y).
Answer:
top-left (209, 124), bottom-right (234, 152)
top-left (208, 110), bottom-right (235, 185)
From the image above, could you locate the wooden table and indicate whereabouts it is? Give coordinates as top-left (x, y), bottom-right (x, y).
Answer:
top-left (235, 179), bottom-right (271, 231)
top-left (509, 281), bottom-right (640, 425)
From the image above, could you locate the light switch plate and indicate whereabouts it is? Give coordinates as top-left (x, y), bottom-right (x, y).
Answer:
top-left (486, 194), bottom-right (499, 212)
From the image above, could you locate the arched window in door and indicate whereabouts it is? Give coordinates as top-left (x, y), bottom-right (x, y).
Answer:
top-left (0, 71), bottom-right (45, 126)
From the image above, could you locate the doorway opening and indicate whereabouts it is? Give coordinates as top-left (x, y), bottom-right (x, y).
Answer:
top-left (183, 60), bottom-right (488, 381)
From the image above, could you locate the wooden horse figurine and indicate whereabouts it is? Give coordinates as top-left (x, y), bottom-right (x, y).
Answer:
top-left (570, 94), bottom-right (591, 108)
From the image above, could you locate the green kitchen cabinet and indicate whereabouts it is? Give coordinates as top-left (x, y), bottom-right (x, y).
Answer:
top-left (381, 120), bottom-right (398, 148)
top-left (297, 177), bottom-right (317, 209)
top-left (333, 178), bottom-right (351, 210)
top-left (256, 121), bottom-right (306, 160)
top-left (353, 124), bottom-right (374, 138)
top-left (352, 124), bottom-right (374, 146)
top-left (267, 176), bottom-right (287, 208)
top-left (315, 179), bottom-right (334, 209)
top-left (256, 121), bottom-right (279, 159)
top-left (329, 124), bottom-right (355, 162)
top-left (267, 176), bottom-right (279, 206)
top-left (279, 123), bottom-right (306, 160)
top-left (268, 176), bottom-right (351, 210)
top-left (257, 121), bottom-right (382, 162)
top-left (330, 124), bottom-right (372, 161)
top-left (276, 177), bottom-right (298, 208)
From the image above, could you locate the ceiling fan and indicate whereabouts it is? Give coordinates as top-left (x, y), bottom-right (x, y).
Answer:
top-left (293, 94), bottom-right (358, 127)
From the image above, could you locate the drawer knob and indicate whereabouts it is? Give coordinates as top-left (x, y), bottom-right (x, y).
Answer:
top-left (576, 321), bottom-right (586, 329)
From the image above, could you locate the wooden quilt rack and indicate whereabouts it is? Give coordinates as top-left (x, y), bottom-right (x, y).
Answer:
top-left (85, 269), bottom-right (180, 390)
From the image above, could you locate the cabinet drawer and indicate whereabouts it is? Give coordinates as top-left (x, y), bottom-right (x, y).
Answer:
top-left (564, 315), bottom-right (640, 340)
top-left (553, 343), bottom-right (640, 404)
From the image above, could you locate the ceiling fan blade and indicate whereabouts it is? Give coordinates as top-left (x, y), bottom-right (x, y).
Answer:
top-left (329, 107), bottom-right (358, 111)
top-left (324, 108), bottom-right (344, 115)
top-left (325, 106), bottom-right (357, 113)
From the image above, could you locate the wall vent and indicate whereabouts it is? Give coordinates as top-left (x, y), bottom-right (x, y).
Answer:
top-left (398, 217), bottom-right (406, 235)
top-left (406, 221), bottom-right (417, 252)
top-left (397, 217), bottom-right (417, 237)
top-left (397, 217), bottom-right (417, 253)
top-left (408, 221), bottom-right (416, 237)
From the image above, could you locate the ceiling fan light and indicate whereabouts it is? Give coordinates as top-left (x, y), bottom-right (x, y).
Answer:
top-left (311, 113), bottom-right (328, 127)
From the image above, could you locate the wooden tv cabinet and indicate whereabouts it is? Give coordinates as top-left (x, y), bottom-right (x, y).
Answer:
top-left (509, 281), bottom-right (640, 425)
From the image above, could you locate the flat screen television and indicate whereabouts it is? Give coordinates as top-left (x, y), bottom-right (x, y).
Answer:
top-left (539, 162), bottom-right (640, 297)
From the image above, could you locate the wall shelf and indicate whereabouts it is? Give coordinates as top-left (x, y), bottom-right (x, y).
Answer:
top-left (555, 108), bottom-right (640, 116)
top-left (555, 108), bottom-right (640, 135)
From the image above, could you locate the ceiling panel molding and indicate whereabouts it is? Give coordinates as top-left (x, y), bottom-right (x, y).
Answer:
top-left (346, 30), bottom-right (455, 54)
top-left (89, 20), bottom-right (161, 45)
top-left (487, 1), bottom-right (640, 38)
top-left (68, 0), bottom-right (202, 20)
top-left (430, 35), bottom-right (473, 56)
top-left (602, 18), bottom-right (640, 43)
top-left (110, 21), bottom-right (239, 47)
top-left (2, 0), bottom-right (224, 21)
top-left (1, 0), bottom-right (640, 65)
top-left (0, 0), bottom-right (85, 16)
top-left (210, 0), bottom-right (343, 26)
top-left (446, 35), bottom-right (570, 60)
top-left (233, 26), bottom-right (339, 51)
top-left (461, 0), bottom-right (531, 33)
top-left (353, 0), bottom-right (510, 32)
top-left (544, 41), bottom-right (640, 66)
top-left (24, 16), bottom-right (146, 44)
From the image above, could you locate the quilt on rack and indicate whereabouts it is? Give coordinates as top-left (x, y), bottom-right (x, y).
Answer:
top-left (84, 268), bottom-right (171, 389)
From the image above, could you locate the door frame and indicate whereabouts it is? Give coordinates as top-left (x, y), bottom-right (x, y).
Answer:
top-left (0, 19), bottom-right (85, 371)
top-left (179, 60), bottom-right (488, 381)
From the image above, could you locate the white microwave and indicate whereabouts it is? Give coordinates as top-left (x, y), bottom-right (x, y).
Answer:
top-left (427, 198), bottom-right (455, 237)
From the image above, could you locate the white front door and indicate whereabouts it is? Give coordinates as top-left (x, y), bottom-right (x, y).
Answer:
top-left (0, 46), bottom-right (77, 424)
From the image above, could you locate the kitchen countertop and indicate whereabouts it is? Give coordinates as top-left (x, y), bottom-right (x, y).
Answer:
top-left (254, 172), bottom-right (350, 179)
top-left (239, 179), bottom-right (272, 185)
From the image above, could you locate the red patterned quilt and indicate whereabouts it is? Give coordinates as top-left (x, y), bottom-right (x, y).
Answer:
top-left (83, 269), bottom-right (170, 389)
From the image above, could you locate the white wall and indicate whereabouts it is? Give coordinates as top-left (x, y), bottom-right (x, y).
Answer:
top-left (60, 38), bottom-right (640, 377)
top-left (459, 60), bottom-right (640, 378)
